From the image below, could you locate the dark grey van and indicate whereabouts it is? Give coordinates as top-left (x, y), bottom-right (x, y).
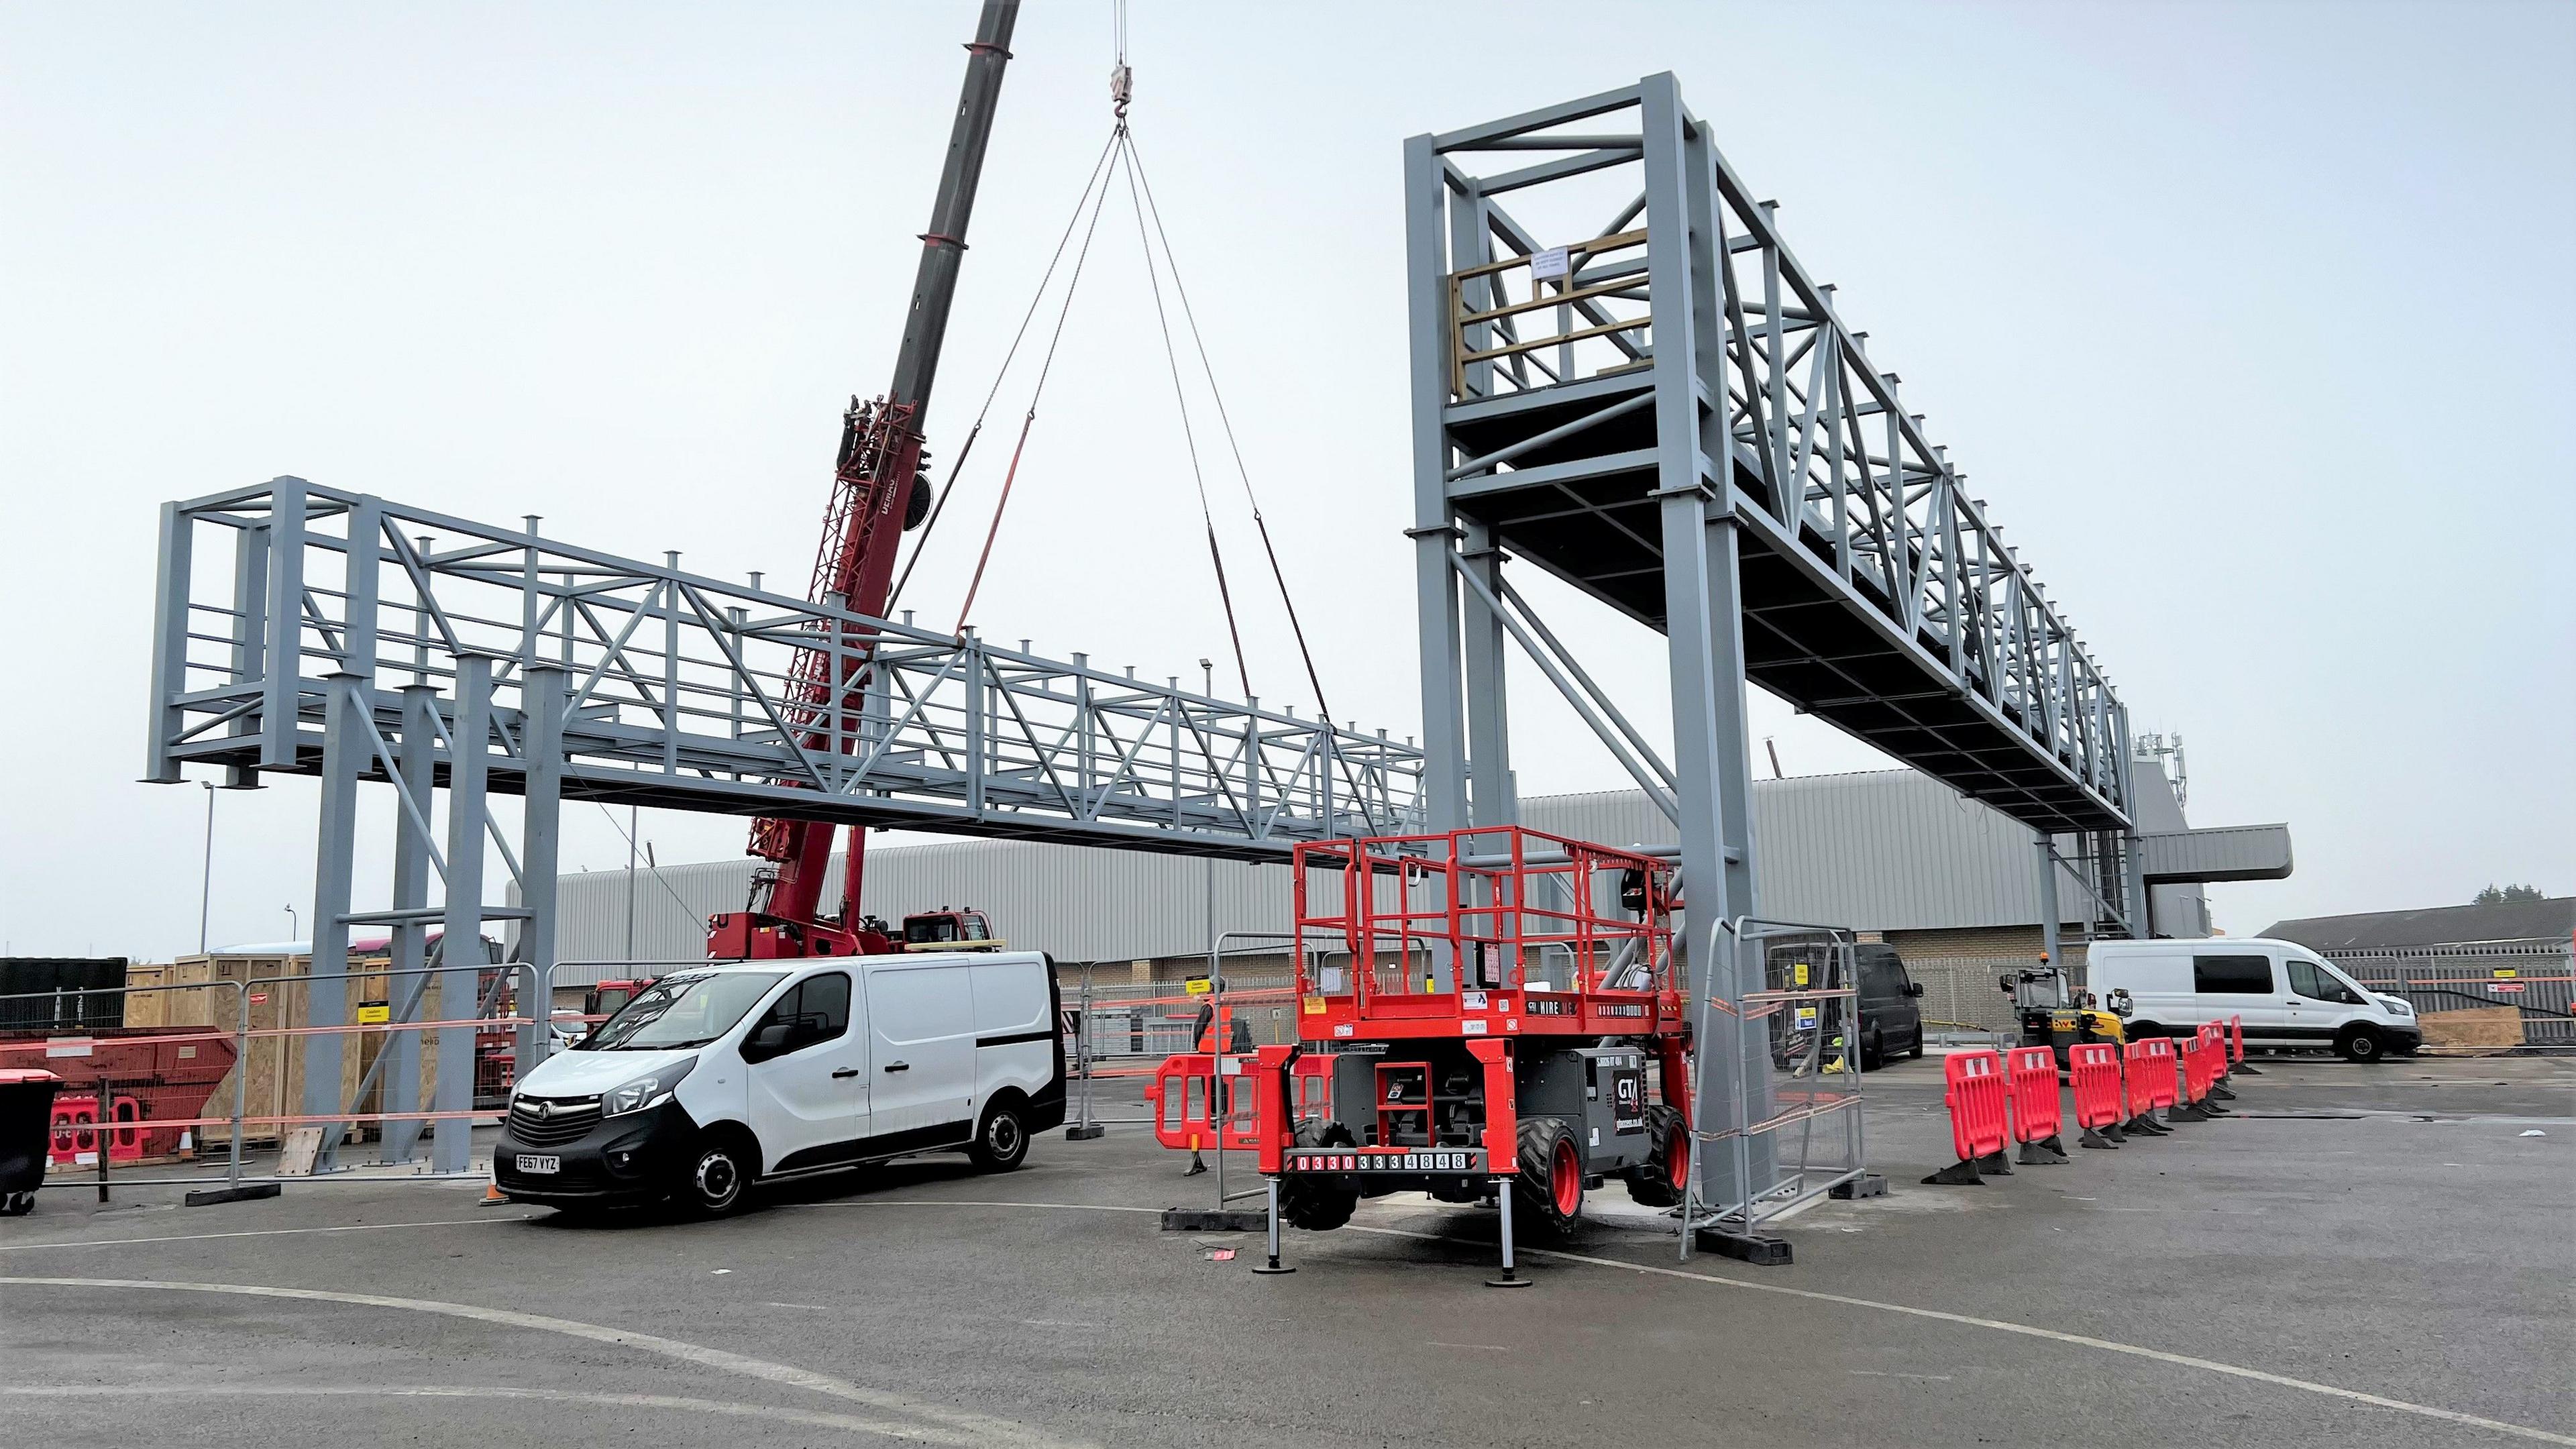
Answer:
top-left (1855, 945), bottom-right (1925, 1069)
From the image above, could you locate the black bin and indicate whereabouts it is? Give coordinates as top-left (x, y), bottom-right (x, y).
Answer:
top-left (0, 1068), bottom-right (62, 1216)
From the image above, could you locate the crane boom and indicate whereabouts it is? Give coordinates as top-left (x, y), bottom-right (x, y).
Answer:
top-left (710, 0), bottom-right (1020, 961)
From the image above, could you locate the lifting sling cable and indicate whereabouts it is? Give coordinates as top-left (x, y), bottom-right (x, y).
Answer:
top-left (948, 127), bottom-right (1126, 637)
top-left (1116, 125), bottom-right (1252, 699)
top-left (1122, 131), bottom-right (1338, 727)
top-left (890, 127), bottom-right (1121, 619)
top-left (1124, 127), bottom-right (1374, 811)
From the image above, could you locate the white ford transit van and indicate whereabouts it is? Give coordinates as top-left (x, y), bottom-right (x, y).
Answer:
top-left (2086, 938), bottom-right (2419, 1063)
top-left (495, 952), bottom-right (1065, 1215)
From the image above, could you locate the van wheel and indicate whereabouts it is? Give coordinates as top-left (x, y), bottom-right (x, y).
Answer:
top-left (1907, 1030), bottom-right (1925, 1061)
top-left (969, 1095), bottom-right (1030, 1172)
top-left (2337, 1027), bottom-right (2385, 1064)
top-left (1860, 1030), bottom-right (1884, 1071)
top-left (678, 1132), bottom-right (753, 1217)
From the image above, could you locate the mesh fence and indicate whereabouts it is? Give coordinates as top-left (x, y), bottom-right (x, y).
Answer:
top-left (1897, 955), bottom-right (2037, 1034)
top-left (2327, 939), bottom-right (2573, 1048)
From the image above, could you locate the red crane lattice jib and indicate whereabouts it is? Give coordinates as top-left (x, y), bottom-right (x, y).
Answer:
top-left (1290, 826), bottom-right (1684, 1043)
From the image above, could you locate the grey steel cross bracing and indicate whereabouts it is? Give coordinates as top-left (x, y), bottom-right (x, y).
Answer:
top-left (144, 480), bottom-right (1424, 860)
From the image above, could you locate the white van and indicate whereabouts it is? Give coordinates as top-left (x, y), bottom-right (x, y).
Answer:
top-left (2086, 938), bottom-right (2420, 1063)
top-left (495, 953), bottom-right (1065, 1215)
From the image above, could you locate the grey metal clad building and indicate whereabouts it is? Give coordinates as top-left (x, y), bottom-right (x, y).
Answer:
top-left (540, 759), bottom-right (2275, 1002)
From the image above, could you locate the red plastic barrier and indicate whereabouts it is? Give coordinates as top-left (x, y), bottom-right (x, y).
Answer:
top-left (2004, 1046), bottom-right (2062, 1144)
top-left (2134, 1038), bottom-right (2179, 1110)
top-left (48, 1094), bottom-right (98, 1167)
top-left (1940, 1049), bottom-right (2010, 1163)
top-left (2069, 1042), bottom-right (2125, 1130)
top-left (2228, 1014), bottom-right (2245, 1066)
top-left (109, 1093), bottom-right (143, 1165)
top-left (2180, 1034), bottom-right (2210, 1104)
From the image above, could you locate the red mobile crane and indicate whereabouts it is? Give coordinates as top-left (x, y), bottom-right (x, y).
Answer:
top-left (706, 0), bottom-right (1020, 962)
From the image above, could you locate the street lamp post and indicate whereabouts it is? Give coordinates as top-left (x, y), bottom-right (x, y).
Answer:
top-left (284, 904), bottom-right (298, 941)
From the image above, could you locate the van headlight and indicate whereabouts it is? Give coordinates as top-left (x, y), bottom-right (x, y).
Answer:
top-left (2378, 996), bottom-right (2414, 1018)
top-left (604, 1060), bottom-right (695, 1116)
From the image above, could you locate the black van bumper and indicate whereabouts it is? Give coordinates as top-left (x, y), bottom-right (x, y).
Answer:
top-left (494, 1102), bottom-right (700, 1206)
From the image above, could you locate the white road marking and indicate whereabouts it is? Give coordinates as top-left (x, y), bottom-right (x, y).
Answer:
top-left (818, 1197), bottom-right (2576, 1446)
top-left (0, 1277), bottom-right (1089, 1449)
top-left (1849, 1369), bottom-right (1953, 1382)
top-left (16, 1193), bottom-right (2564, 1445)
top-left (0, 1383), bottom-right (967, 1442)
top-left (0, 1215), bottom-right (535, 1253)
top-left (1423, 1232), bottom-right (2571, 1446)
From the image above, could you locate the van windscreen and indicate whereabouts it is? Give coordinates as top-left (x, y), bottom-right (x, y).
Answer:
top-left (580, 971), bottom-right (786, 1051)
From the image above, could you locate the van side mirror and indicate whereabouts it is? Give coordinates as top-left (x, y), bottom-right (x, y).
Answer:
top-left (743, 1022), bottom-right (791, 1061)
top-left (1907, 982), bottom-right (1925, 998)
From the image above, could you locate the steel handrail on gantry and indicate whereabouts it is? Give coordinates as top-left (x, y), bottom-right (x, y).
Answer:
top-left (143, 478), bottom-right (1422, 858)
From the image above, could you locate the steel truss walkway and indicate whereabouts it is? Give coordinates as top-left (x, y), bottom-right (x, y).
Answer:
top-left (147, 480), bottom-right (1420, 853)
top-left (143, 480), bottom-right (1421, 1150)
top-left (1407, 76), bottom-right (2143, 1224)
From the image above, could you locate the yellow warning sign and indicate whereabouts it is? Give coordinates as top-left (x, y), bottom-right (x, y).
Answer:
top-left (1303, 996), bottom-right (1328, 1015)
top-left (1184, 976), bottom-right (1213, 996)
top-left (356, 1004), bottom-right (390, 1025)
top-left (2492, 968), bottom-right (2518, 979)
top-left (1793, 962), bottom-right (1810, 987)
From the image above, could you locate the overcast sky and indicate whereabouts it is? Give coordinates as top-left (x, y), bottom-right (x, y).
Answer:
top-left (4, 1), bottom-right (2569, 959)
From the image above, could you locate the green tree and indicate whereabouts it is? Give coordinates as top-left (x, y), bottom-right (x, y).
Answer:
top-left (2473, 883), bottom-right (2546, 906)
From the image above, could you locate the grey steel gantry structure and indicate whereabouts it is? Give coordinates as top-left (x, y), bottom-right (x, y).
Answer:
top-left (1406, 76), bottom-right (2142, 1214)
top-left (144, 481), bottom-right (1421, 1169)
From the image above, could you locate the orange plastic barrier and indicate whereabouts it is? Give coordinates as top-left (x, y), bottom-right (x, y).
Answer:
top-left (2228, 1014), bottom-right (2246, 1066)
top-left (1923, 1049), bottom-right (2012, 1184)
top-left (2068, 1042), bottom-right (2126, 1148)
top-left (2004, 1046), bottom-right (2068, 1164)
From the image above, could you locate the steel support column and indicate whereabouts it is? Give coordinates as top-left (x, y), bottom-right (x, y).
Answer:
top-left (301, 671), bottom-right (366, 1133)
top-left (2037, 831), bottom-right (2062, 969)
top-left (517, 662), bottom-right (568, 1073)
top-left (432, 653), bottom-right (494, 1173)
top-left (1631, 71), bottom-right (1768, 1208)
top-left (1405, 132), bottom-right (1470, 833)
top-left (379, 684), bottom-right (439, 1163)
top-left (1460, 522), bottom-right (1517, 828)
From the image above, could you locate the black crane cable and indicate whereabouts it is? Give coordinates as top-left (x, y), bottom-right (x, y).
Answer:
top-left (1116, 125), bottom-right (1252, 699)
top-left (1122, 127), bottom-right (1376, 812)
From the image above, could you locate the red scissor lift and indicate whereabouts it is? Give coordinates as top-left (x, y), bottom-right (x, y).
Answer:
top-left (1155, 825), bottom-right (1692, 1284)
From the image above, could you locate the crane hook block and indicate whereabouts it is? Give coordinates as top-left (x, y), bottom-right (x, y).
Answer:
top-left (1110, 64), bottom-right (1132, 116)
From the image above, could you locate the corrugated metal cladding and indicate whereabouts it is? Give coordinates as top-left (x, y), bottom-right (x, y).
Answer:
top-left (539, 768), bottom-right (2194, 975)
top-left (2139, 823), bottom-right (2293, 883)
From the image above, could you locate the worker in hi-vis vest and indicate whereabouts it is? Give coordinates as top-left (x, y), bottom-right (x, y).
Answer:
top-left (1183, 998), bottom-right (1254, 1176)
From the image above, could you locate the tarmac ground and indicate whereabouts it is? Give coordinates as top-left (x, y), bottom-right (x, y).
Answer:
top-left (3, 1052), bottom-right (2569, 1448)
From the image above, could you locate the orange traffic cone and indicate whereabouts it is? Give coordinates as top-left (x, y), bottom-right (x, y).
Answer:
top-left (481, 1183), bottom-right (508, 1205)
